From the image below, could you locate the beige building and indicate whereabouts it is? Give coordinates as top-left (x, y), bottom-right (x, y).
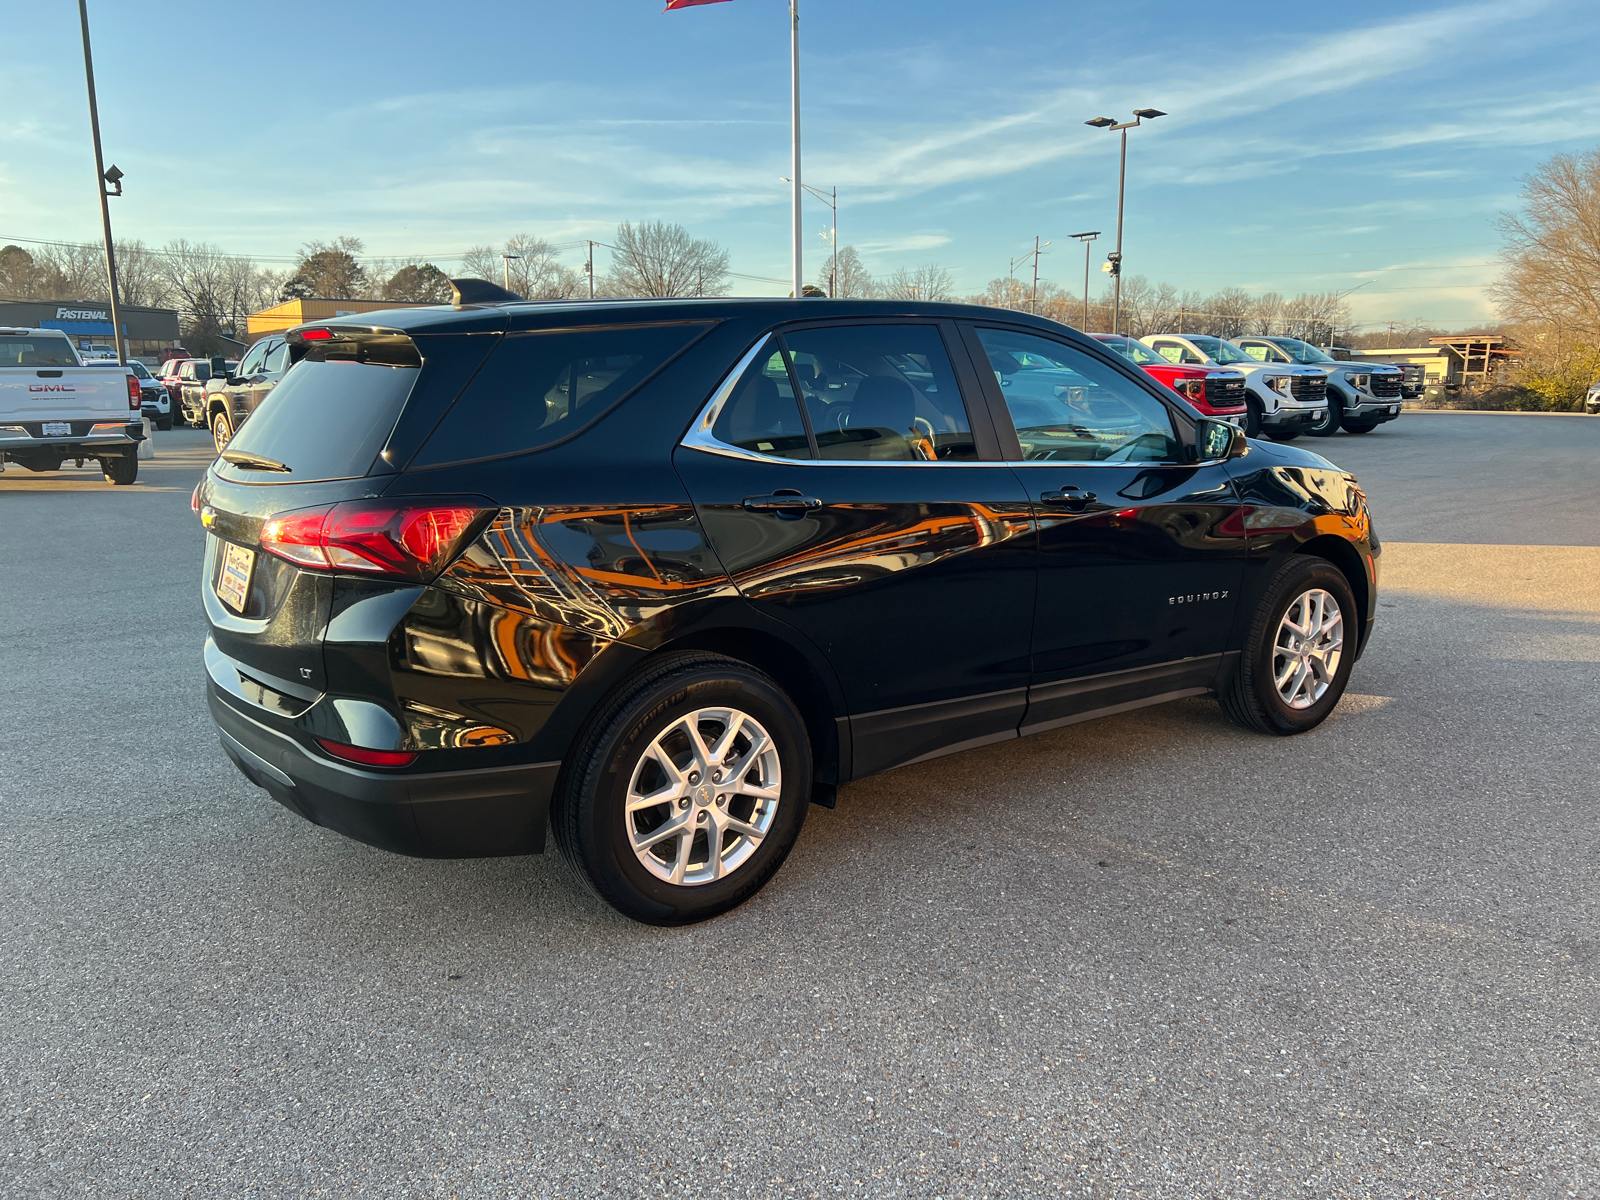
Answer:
top-left (247, 297), bottom-right (433, 341)
top-left (1348, 335), bottom-right (1516, 389)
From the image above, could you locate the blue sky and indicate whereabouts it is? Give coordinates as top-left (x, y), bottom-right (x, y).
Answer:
top-left (4, 0), bottom-right (1598, 329)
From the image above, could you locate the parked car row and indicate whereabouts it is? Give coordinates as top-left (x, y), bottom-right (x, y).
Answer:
top-left (1093, 332), bottom-right (1403, 440)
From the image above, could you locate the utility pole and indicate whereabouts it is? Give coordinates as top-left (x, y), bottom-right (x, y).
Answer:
top-left (77, 0), bottom-right (125, 365)
top-left (586, 241), bottom-right (595, 300)
top-left (1069, 232), bottom-right (1099, 331)
top-left (1031, 235), bottom-right (1041, 315)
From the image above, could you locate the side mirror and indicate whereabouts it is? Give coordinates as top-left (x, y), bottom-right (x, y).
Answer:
top-left (1193, 418), bottom-right (1247, 463)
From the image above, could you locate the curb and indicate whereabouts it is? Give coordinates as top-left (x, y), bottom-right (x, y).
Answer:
top-left (1400, 408), bottom-right (1596, 418)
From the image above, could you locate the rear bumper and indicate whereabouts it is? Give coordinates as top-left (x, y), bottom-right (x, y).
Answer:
top-left (0, 424), bottom-right (142, 460)
top-left (209, 683), bottom-right (560, 858)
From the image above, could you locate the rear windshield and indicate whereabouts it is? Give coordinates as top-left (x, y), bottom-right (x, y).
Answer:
top-left (216, 359), bottom-right (418, 483)
top-left (0, 334), bottom-right (80, 367)
top-left (412, 322), bottom-right (711, 467)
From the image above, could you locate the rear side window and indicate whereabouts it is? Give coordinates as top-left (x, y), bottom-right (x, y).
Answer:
top-left (414, 322), bottom-right (710, 467)
top-left (710, 348), bottom-right (812, 460)
top-left (0, 334), bottom-right (80, 367)
top-left (217, 358), bottom-right (418, 483)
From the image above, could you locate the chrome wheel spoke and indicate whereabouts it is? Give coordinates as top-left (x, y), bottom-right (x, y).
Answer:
top-left (1272, 588), bottom-right (1343, 710)
top-left (623, 705), bottom-right (782, 888)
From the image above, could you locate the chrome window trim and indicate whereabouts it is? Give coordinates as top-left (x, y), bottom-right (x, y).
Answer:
top-left (679, 332), bottom-right (1002, 468)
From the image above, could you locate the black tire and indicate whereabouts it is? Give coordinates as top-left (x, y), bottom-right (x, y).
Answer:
top-left (210, 409), bottom-right (232, 454)
top-left (1342, 420), bottom-right (1377, 434)
top-left (1243, 397), bottom-right (1263, 439)
top-left (102, 454), bottom-right (138, 485)
top-left (156, 414), bottom-right (173, 432)
top-left (171, 405), bottom-right (187, 429)
top-left (1219, 555), bottom-right (1357, 736)
top-left (552, 652), bottom-right (812, 925)
top-left (1265, 431), bottom-right (1300, 442)
top-left (1307, 392), bottom-right (1343, 438)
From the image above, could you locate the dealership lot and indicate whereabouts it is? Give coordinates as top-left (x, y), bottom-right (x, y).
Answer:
top-left (2, 415), bottom-right (1597, 1198)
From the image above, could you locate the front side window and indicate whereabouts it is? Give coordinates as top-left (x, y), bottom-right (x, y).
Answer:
top-left (1096, 336), bottom-right (1166, 367)
top-left (1267, 338), bottom-right (1335, 364)
top-left (264, 341), bottom-right (291, 373)
top-left (236, 342), bottom-right (269, 377)
top-left (972, 328), bottom-right (1181, 464)
top-left (781, 324), bottom-right (975, 462)
top-left (1241, 342), bottom-right (1287, 363)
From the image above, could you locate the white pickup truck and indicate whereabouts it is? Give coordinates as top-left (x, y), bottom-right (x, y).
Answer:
top-left (0, 327), bottom-right (145, 484)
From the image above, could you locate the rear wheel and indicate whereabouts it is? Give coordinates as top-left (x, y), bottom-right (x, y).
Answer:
top-left (1342, 420), bottom-right (1378, 434)
top-left (102, 454), bottom-right (138, 485)
top-left (1220, 556), bottom-right (1356, 735)
top-left (210, 410), bottom-right (233, 454)
top-left (552, 652), bottom-right (811, 925)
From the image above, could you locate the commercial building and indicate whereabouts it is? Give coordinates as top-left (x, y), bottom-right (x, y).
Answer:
top-left (247, 297), bottom-right (432, 341)
top-left (0, 298), bottom-right (181, 360)
top-left (1347, 335), bottom-right (1517, 390)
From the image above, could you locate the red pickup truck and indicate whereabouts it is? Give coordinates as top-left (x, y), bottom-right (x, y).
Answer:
top-left (1091, 333), bottom-right (1249, 422)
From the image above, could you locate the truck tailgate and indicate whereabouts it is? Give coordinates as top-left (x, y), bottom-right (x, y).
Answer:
top-left (0, 367), bottom-right (133, 423)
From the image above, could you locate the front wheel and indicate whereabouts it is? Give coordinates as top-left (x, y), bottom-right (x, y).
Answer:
top-left (210, 410), bottom-right (233, 455)
top-left (1342, 420), bottom-right (1378, 434)
top-left (1219, 555), bottom-right (1357, 735)
top-left (552, 652), bottom-right (812, 925)
top-left (1307, 396), bottom-right (1343, 438)
top-left (1265, 431), bottom-right (1300, 442)
top-left (156, 413), bottom-right (173, 432)
top-left (1243, 397), bottom-right (1263, 439)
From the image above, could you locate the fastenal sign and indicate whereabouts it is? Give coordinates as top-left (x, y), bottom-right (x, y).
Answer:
top-left (55, 307), bottom-right (109, 322)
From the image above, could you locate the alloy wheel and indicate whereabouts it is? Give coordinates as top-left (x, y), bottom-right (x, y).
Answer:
top-left (1273, 588), bottom-right (1344, 709)
top-left (624, 707), bottom-right (781, 886)
top-left (211, 411), bottom-right (231, 454)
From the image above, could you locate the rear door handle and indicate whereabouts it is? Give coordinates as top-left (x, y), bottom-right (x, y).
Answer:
top-left (742, 492), bottom-right (823, 512)
top-left (1040, 487), bottom-right (1096, 511)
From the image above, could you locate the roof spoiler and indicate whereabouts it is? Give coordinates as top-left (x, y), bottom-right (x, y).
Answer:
top-left (450, 278), bottom-right (524, 306)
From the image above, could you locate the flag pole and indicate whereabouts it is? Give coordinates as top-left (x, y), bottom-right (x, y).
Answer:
top-left (790, 0), bottom-right (802, 299)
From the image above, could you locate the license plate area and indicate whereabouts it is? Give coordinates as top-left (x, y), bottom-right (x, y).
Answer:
top-left (217, 541), bottom-right (256, 613)
top-left (41, 422), bottom-right (70, 437)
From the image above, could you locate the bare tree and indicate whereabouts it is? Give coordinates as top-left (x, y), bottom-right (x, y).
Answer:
top-left (1250, 291), bottom-right (1285, 336)
top-left (882, 263), bottom-right (955, 302)
top-left (457, 244), bottom-right (500, 284)
top-left (504, 234), bottom-right (581, 299)
top-left (605, 221), bottom-right (730, 298)
top-left (1492, 149), bottom-right (1600, 341)
top-left (820, 245), bottom-right (875, 298)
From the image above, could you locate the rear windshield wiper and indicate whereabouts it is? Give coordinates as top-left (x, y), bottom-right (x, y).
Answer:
top-left (220, 450), bottom-right (292, 473)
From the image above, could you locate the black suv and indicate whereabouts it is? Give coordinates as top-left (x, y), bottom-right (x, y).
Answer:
top-left (201, 335), bottom-right (293, 453)
top-left (197, 294), bottom-right (1379, 925)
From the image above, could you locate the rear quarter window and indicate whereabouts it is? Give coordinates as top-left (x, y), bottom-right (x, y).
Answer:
top-left (412, 322), bottom-right (712, 467)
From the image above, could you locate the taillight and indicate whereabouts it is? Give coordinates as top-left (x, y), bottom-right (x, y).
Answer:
top-left (127, 373), bottom-right (142, 410)
top-left (259, 500), bottom-right (489, 580)
top-left (191, 481), bottom-right (203, 514)
top-left (299, 328), bottom-right (333, 341)
top-left (315, 738), bottom-right (417, 768)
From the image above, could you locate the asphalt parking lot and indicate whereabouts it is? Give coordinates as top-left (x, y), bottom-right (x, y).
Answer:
top-left (2, 413), bottom-right (1597, 1199)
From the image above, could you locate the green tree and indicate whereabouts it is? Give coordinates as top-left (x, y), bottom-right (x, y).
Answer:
top-left (383, 262), bottom-right (452, 303)
top-left (284, 236), bottom-right (369, 300)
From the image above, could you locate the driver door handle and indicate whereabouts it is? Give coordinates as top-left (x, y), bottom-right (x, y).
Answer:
top-left (1040, 486), bottom-right (1096, 512)
top-left (742, 492), bottom-right (823, 512)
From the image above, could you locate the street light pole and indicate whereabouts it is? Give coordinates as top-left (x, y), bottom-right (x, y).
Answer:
top-left (1069, 231), bottom-right (1100, 331)
top-left (500, 253), bottom-right (522, 293)
top-left (1086, 108), bottom-right (1166, 336)
top-left (586, 241), bottom-right (595, 300)
top-left (77, 0), bottom-right (125, 365)
top-left (785, 178), bottom-right (838, 295)
top-left (790, 0), bottom-right (802, 301)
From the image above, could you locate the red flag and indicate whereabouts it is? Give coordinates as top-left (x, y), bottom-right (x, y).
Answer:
top-left (664, 0), bottom-right (731, 9)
